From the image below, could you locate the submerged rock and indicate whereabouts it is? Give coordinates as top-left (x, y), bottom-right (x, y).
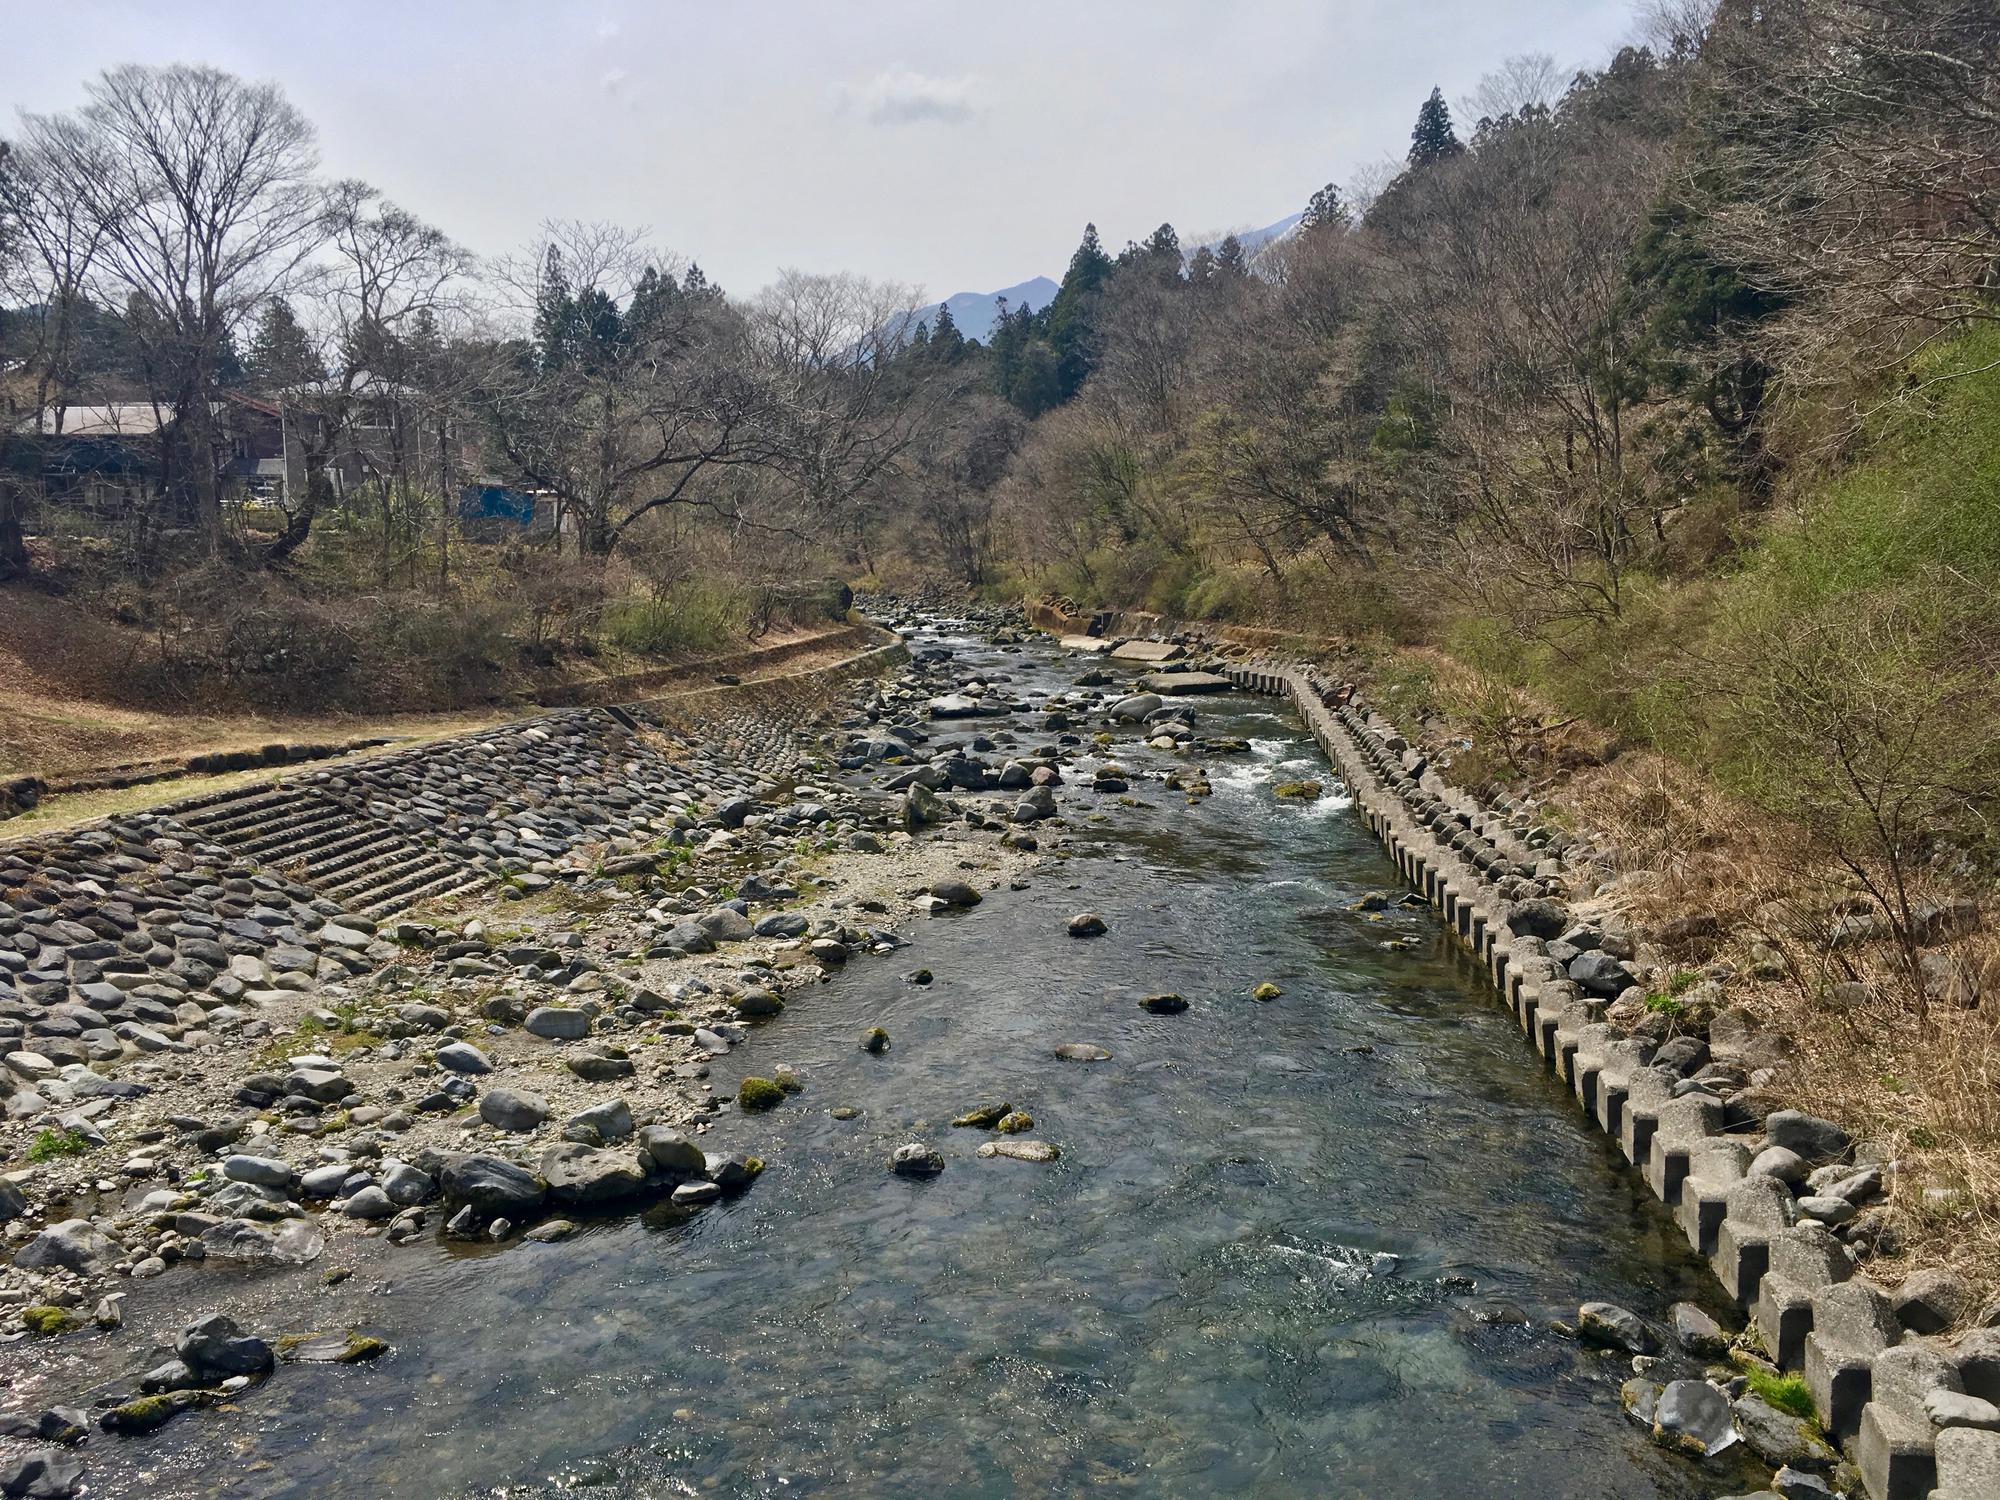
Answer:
top-left (977, 1139), bottom-right (1060, 1164)
top-left (1652, 1379), bottom-right (1737, 1457)
top-left (1578, 1301), bottom-right (1658, 1354)
top-left (1140, 992), bottom-right (1189, 1014)
top-left (890, 1142), bottom-right (945, 1178)
top-left (1054, 1043), bottom-right (1113, 1062)
top-left (1067, 913), bottom-right (1107, 938)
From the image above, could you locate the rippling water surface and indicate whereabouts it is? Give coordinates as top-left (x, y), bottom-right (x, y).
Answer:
top-left (98, 623), bottom-right (1735, 1498)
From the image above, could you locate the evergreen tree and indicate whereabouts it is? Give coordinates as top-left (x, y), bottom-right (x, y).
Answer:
top-left (930, 300), bottom-right (966, 362)
top-left (681, 262), bottom-right (722, 304)
top-left (245, 298), bottom-right (323, 390)
top-left (1188, 245), bottom-right (1219, 286)
top-left (1215, 235), bottom-right (1248, 278)
top-left (625, 265), bottom-right (676, 339)
top-left (532, 246), bottom-right (576, 371)
top-left (1408, 87), bottom-right (1464, 167)
top-left (1300, 182), bottom-right (1350, 233)
top-left (1047, 223), bottom-right (1113, 402)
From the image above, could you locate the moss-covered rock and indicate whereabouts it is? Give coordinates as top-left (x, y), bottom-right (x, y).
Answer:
top-left (21, 1304), bottom-right (78, 1336)
top-left (738, 1076), bottom-right (785, 1111)
top-left (1273, 780), bottom-right (1323, 800)
top-left (951, 1101), bottom-right (1013, 1129)
top-left (103, 1393), bottom-right (192, 1434)
top-left (995, 1111), bottom-right (1035, 1134)
top-left (1252, 982), bottom-right (1283, 1001)
top-left (861, 1027), bottom-right (891, 1054)
top-left (337, 1334), bottom-right (391, 1364)
top-left (1140, 992), bottom-right (1189, 1014)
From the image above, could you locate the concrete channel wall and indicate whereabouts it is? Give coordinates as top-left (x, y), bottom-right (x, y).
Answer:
top-left (1224, 662), bottom-right (1998, 1500)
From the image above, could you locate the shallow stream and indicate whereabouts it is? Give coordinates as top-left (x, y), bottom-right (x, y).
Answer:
top-left (83, 622), bottom-right (1736, 1497)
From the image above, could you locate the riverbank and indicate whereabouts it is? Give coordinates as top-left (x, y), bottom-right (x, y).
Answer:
top-left (4, 602), bottom-right (1778, 1499)
top-left (10, 600), bottom-right (1988, 1498)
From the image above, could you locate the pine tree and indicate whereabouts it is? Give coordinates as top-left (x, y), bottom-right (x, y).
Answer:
top-left (1047, 224), bottom-right (1114, 404)
top-left (1188, 245), bottom-right (1219, 286)
top-left (930, 300), bottom-right (966, 362)
top-left (245, 299), bottom-right (322, 390)
top-left (1408, 87), bottom-right (1463, 168)
top-left (532, 246), bottom-right (576, 371)
top-left (1215, 235), bottom-right (1248, 278)
top-left (1300, 182), bottom-right (1350, 233)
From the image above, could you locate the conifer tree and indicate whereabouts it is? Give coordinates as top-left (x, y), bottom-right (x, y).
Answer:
top-left (245, 298), bottom-right (323, 390)
top-left (1408, 87), bottom-right (1463, 167)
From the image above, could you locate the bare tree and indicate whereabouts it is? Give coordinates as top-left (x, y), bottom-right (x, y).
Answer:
top-left (482, 221), bottom-right (766, 556)
top-left (1463, 53), bottom-right (1566, 130)
top-left (23, 65), bottom-right (328, 532)
top-left (0, 121), bottom-right (116, 435)
top-left (1695, 0), bottom-right (2000, 391)
top-left (268, 183), bottom-right (476, 563)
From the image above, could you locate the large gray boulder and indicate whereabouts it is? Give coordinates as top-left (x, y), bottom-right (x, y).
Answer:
top-left (479, 1087), bottom-right (551, 1132)
top-left (539, 1144), bottom-right (649, 1207)
top-left (12, 1219), bottom-right (116, 1276)
top-left (176, 1311), bottom-right (274, 1379)
top-left (523, 1007), bottom-right (591, 1041)
top-left (638, 1126), bottom-right (706, 1179)
top-left (439, 1154), bottom-right (547, 1220)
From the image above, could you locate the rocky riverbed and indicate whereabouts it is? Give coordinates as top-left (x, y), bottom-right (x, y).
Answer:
top-left (0, 603), bottom-right (1861, 1498)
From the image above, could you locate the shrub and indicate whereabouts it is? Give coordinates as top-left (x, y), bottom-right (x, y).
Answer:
top-left (27, 1127), bottom-right (91, 1162)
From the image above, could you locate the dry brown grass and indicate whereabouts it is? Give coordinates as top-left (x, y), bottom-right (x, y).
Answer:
top-left (1556, 746), bottom-right (2000, 1303)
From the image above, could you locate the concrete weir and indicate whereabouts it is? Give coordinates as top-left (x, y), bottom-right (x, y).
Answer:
top-left (1218, 661), bottom-right (1994, 1500)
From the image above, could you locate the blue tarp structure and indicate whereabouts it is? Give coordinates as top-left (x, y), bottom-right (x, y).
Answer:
top-left (458, 484), bottom-right (535, 528)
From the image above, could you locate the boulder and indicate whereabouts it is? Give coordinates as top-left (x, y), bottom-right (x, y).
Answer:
top-left (637, 1126), bottom-right (706, 1179)
top-left (1653, 1379), bottom-right (1737, 1457)
top-left (176, 1312), bottom-right (273, 1379)
top-left (0, 1450), bottom-right (84, 1500)
top-left (539, 1144), bottom-right (649, 1206)
top-left (1579, 1302), bottom-right (1659, 1354)
top-left (567, 1098), bottom-right (634, 1141)
top-left (434, 1041), bottom-right (492, 1075)
top-left (1764, 1110), bottom-right (1851, 1163)
top-left (890, 1142), bottom-right (945, 1178)
top-left (439, 1154), bottom-right (547, 1220)
top-left (524, 1007), bottom-right (591, 1041)
top-left (12, 1220), bottom-right (116, 1277)
top-left (479, 1087), bottom-right (551, 1133)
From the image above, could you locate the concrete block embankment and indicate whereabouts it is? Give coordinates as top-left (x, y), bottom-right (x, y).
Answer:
top-left (1223, 661), bottom-right (1992, 1500)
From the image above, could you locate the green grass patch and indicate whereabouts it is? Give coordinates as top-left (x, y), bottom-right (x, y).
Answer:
top-left (27, 1127), bottom-right (92, 1162)
top-left (1742, 1366), bottom-right (1816, 1421)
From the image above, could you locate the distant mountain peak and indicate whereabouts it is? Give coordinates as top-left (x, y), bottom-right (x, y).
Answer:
top-left (915, 207), bottom-right (1304, 346)
top-left (913, 276), bottom-right (1060, 345)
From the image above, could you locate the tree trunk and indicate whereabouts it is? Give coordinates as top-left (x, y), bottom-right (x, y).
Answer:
top-left (0, 488), bottom-right (29, 582)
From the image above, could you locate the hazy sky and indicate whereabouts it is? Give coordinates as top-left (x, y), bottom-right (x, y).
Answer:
top-left (2, 0), bottom-right (1641, 302)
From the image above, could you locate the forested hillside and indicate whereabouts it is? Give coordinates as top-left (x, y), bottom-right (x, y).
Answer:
top-left (868, 0), bottom-right (2000, 886)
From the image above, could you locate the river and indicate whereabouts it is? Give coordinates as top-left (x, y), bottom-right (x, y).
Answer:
top-left (96, 617), bottom-right (1740, 1498)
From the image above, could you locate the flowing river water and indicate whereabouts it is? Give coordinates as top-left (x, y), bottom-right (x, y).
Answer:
top-left (93, 620), bottom-right (1741, 1497)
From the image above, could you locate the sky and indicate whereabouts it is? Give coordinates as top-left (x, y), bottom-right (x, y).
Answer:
top-left (1, 0), bottom-right (1642, 303)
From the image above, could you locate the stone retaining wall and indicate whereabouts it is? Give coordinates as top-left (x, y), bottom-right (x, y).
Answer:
top-left (1226, 662), bottom-right (1999, 1500)
top-left (0, 636), bottom-right (909, 1086)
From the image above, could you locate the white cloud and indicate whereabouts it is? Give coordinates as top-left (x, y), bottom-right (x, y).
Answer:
top-left (601, 66), bottom-right (629, 94)
top-left (836, 69), bottom-right (982, 127)
top-left (595, 18), bottom-right (621, 41)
